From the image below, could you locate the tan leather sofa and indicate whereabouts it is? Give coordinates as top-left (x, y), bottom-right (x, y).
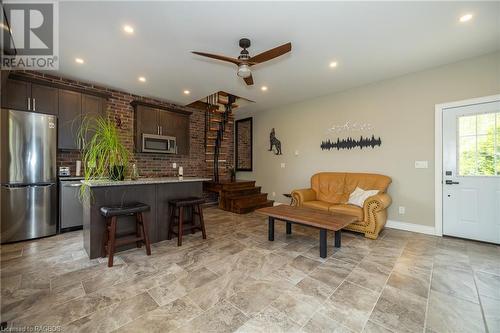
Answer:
top-left (292, 172), bottom-right (392, 239)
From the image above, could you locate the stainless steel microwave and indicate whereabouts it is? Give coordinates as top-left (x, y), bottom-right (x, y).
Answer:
top-left (142, 134), bottom-right (177, 154)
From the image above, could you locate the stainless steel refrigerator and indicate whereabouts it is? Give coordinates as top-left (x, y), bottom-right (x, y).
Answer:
top-left (0, 109), bottom-right (57, 243)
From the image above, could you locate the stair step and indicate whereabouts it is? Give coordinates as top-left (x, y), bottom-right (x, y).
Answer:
top-left (230, 193), bottom-right (268, 208)
top-left (234, 200), bottom-right (274, 214)
top-left (205, 152), bottom-right (227, 155)
top-left (224, 186), bottom-right (262, 195)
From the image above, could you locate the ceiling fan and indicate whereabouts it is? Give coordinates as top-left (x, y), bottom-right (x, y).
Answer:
top-left (192, 38), bottom-right (292, 86)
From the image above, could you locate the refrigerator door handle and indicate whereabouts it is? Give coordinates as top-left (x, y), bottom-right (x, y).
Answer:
top-left (33, 98), bottom-right (36, 111)
top-left (32, 184), bottom-right (55, 188)
top-left (27, 98), bottom-right (31, 110)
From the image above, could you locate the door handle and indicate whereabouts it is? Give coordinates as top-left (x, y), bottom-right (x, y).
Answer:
top-left (445, 180), bottom-right (460, 185)
top-left (66, 184), bottom-right (82, 187)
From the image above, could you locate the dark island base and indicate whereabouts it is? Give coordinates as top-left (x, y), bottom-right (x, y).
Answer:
top-left (83, 182), bottom-right (203, 259)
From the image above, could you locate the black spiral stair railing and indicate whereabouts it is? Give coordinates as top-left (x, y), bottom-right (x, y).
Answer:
top-left (206, 93), bottom-right (235, 183)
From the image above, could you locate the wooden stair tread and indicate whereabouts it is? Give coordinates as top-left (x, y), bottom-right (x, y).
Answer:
top-left (234, 200), bottom-right (274, 214)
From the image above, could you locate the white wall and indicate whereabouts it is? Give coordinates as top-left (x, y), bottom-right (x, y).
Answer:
top-left (237, 51), bottom-right (500, 227)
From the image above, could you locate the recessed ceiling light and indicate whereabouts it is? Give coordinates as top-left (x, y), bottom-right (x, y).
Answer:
top-left (138, 76), bottom-right (146, 82)
top-left (183, 90), bottom-right (190, 95)
top-left (123, 25), bottom-right (134, 34)
top-left (75, 58), bottom-right (84, 64)
top-left (459, 13), bottom-right (473, 23)
top-left (329, 61), bottom-right (338, 68)
top-left (261, 86), bottom-right (268, 91)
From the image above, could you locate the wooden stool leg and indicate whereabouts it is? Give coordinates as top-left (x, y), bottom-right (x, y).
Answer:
top-left (198, 204), bottom-right (207, 239)
top-left (190, 206), bottom-right (196, 234)
top-left (136, 213), bottom-right (142, 248)
top-left (139, 212), bottom-right (152, 255)
top-left (102, 218), bottom-right (110, 257)
top-left (178, 206), bottom-right (184, 246)
top-left (108, 216), bottom-right (117, 267)
top-left (167, 204), bottom-right (174, 240)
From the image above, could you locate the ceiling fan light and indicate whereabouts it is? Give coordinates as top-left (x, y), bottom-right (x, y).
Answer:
top-left (237, 64), bottom-right (252, 78)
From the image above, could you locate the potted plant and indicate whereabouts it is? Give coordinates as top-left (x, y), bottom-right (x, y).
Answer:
top-left (78, 115), bottom-right (130, 187)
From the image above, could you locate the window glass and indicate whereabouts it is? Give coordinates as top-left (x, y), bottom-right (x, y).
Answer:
top-left (458, 111), bottom-right (498, 176)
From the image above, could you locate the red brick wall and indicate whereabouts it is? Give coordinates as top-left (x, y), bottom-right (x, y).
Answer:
top-left (236, 119), bottom-right (252, 169)
top-left (19, 71), bottom-right (234, 180)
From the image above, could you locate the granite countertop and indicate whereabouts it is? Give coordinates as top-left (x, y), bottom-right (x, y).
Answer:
top-left (81, 177), bottom-right (211, 187)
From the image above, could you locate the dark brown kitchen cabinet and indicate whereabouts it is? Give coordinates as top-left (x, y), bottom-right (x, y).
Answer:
top-left (58, 91), bottom-right (106, 150)
top-left (58, 90), bottom-right (82, 150)
top-left (1, 79), bottom-right (58, 115)
top-left (132, 100), bottom-right (192, 155)
top-left (30, 83), bottom-right (58, 115)
top-left (1, 79), bottom-right (31, 111)
top-left (159, 111), bottom-right (190, 155)
top-left (82, 94), bottom-right (105, 144)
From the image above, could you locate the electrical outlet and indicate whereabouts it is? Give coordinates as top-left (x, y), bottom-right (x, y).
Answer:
top-left (172, 163), bottom-right (177, 168)
top-left (415, 161), bottom-right (428, 169)
top-left (399, 206), bottom-right (406, 215)
top-left (294, 150), bottom-right (299, 156)
top-left (280, 163), bottom-right (286, 168)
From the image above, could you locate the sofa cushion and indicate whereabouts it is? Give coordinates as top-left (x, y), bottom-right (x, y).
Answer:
top-left (344, 173), bottom-right (391, 198)
top-left (329, 204), bottom-right (363, 220)
top-left (303, 200), bottom-right (332, 211)
top-left (311, 173), bottom-right (346, 204)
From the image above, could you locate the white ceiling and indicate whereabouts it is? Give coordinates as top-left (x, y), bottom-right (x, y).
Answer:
top-left (56, 1), bottom-right (500, 112)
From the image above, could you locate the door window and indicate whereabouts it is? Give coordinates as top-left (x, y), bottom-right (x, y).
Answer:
top-left (458, 112), bottom-right (499, 176)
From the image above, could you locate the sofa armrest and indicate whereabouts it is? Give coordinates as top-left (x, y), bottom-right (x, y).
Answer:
top-left (363, 193), bottom-right (392, 212)
top-left (291, 188), bottom-right (317, 206)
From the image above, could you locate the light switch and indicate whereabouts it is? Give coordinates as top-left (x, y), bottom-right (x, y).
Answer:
top-left (172, 163), bottom-right (177, 168)
top-left (280, 163), bottom-right (286, 168)
top-left (294, 150), bottom-right (299, 156)
top-left (415, 161), bottom-right (428, 169)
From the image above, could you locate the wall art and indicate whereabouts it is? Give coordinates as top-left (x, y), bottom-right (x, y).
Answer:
top-left (321, 135), bottom-right (382, 150)
top-left (268, 128), bottom-right (282, 155)
top-left (327, 121), bottom-right (373, 133)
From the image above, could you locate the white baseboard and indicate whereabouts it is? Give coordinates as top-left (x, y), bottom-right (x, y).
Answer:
top-left (386, 220), bottom-right (437, 236)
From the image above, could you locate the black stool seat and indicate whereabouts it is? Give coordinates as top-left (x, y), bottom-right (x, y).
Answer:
top-left (168, 197), bottom-right (205, 207)
top-left (100, 202), bottom-right (150, 217)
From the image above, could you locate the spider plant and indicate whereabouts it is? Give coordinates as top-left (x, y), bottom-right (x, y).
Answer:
top-left (78, 115), bottom-right (130, 199)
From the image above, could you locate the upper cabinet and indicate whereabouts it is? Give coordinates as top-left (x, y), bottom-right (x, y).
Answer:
top-left (58, 90), bottom-right (83, 150)
top-left (1, 79), bottom-right (58, 115)
top-left (132, 101), bottom-right (192, 155)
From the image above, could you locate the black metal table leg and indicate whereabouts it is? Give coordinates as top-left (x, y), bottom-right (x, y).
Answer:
top-left (286, 222), bottom-right (292, 235)
top-left (268, 217), bottom-right (275, 241)
top-left (319, 229), bottom-right (327, 258)
top-left (334, 230), bottom-right (341, 248)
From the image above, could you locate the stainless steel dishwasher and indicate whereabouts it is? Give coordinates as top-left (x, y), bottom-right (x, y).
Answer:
top-left (59, 178), bottom-right (84, 231)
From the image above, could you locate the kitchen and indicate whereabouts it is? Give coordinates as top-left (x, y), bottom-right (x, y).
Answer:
top-left (0, 71), bottom-right (221, 255)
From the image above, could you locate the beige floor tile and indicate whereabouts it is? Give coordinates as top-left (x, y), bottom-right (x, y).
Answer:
top-left (426, 290), bottom-right (485, 333)
top-left (369, 285), bottom-right (427, 333)
top-left (174, 300), bottom-right (248, 333)
top-left (320, 281), bottom-right (379, 332)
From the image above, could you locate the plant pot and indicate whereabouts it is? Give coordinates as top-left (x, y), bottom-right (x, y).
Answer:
top-left (109, 165), bottom-right (125, 181)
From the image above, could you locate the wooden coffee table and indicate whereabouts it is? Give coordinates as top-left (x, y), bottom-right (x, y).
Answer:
top-left (256, 205), bottom-right (358, 258)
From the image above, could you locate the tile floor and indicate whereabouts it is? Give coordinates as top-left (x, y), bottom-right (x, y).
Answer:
top-left (1, 207), bottom-right (499, 332)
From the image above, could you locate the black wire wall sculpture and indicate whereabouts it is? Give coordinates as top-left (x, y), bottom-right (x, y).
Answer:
top-left (321, 135), bottom-right (382, 150)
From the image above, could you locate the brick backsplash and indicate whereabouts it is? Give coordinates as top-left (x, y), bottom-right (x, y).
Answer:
top-left (19, 71), bottom-right (234, 180)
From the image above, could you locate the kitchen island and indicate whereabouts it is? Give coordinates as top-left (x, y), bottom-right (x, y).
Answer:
top-left (82, 177), bottom-right (210, 259)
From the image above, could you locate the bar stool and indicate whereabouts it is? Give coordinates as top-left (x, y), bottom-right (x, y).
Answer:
top-left (167, 197), bottom-right (207, 246)
top-left (100, 202), bottom-right (151, 267)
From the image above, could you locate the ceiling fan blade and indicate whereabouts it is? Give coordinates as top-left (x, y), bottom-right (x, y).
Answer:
top-left (243, 74), bottom-right (254, 85)
top-left (192, 51), bottom-right (242, 65)
top-left (249, 42), bottom-right (292, 64)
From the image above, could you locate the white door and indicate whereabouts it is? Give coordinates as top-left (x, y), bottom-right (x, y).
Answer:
top-left (443, 99), bottom-right (500, 244)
